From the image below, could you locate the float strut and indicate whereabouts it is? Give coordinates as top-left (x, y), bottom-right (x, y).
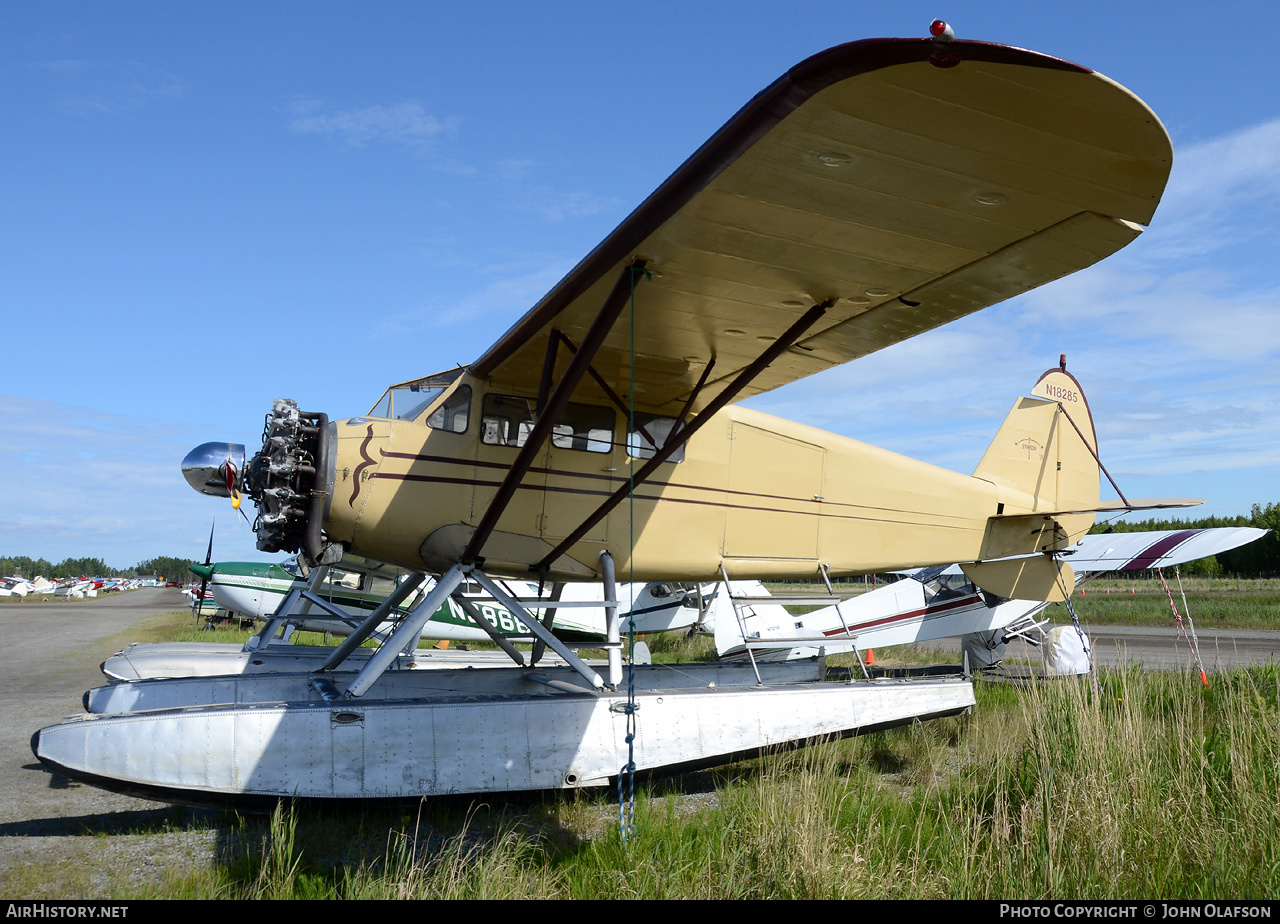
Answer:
top-left (318, 571), bottom-right (427, 672)
top-left (345, 565), bottom-right (465, 698)
top-left (600, 550), bottom-right (622, 689)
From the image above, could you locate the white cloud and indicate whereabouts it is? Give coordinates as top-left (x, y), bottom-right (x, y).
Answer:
top-left (374, 261), bottom-right (573, 336)
top-left (1132, 117), bottom-right (1280, 262)
top-left (288, 99), bottom-right (458, 148)
top-left (0, 397), bottom-right (261, 567)
top-left (509, 187), bottom-right (621, 222)
top-left (1163, 118), bottom-right (1280, 216)
top-left (39, 59), bottom-right (184, 115)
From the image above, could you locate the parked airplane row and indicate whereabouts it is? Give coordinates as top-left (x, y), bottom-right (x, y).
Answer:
top-left (0, 575), bottom-right (160, 598)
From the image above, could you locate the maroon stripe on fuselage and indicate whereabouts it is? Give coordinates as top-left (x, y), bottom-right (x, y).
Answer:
top-left (370, 470), bottom-right (976, 531)
top-left (1119, 529), bottom-right (1202, 570)
top-left (376, 450), bottom-right (976, 524)
top-left (821, 594), bottom-right (983, 637)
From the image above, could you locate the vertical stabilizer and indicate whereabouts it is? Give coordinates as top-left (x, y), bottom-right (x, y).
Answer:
top-left (971, 364), bottom-right (1101, 559)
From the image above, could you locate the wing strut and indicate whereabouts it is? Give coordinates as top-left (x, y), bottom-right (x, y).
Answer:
top-left (462, 261), bottom-right (648, 565)
top-left (537, 299), bottom-right (831, 573)
top-left (553, 329), bottom-right (662, 451)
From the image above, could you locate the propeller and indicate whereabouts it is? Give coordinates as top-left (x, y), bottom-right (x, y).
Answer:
top-left (188, 522), bottom-right (215, 623)
top-left (221, 459), bottom-right (250, 524)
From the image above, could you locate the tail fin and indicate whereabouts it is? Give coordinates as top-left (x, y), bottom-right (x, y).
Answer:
top-left (971, 364), bottom-right (1100, 561)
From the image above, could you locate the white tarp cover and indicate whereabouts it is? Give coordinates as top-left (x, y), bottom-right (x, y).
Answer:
top-left (1043, 626), bottom-right (1091, 675)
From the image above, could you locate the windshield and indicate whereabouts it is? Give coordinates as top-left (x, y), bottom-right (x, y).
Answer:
top-left (368, 369), bottom-right (465, 421)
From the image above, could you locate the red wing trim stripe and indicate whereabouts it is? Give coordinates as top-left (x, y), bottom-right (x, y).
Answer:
top-left (1119, 529), bottom-right (1203, 571)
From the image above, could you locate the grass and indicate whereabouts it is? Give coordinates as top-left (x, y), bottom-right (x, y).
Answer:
top-left (1069, 580), bottom-right (1280, 629)
top-left (17, 663), bottom-right (1278, 898)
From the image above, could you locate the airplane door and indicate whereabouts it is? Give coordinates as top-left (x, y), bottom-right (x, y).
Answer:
top-left (540, 403), bottom-right (616, 543)
top-left (723, 423), bottom-right (823, 560)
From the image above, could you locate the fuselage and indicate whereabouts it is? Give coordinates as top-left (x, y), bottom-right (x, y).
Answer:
top-left (322, 371), bottom-right (1003, 581)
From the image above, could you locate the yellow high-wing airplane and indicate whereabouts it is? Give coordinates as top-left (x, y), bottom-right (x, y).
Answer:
top-left (38, 27), bottom-right (1209, 806)
top-left (185, 30), bottom-right (1190, 609)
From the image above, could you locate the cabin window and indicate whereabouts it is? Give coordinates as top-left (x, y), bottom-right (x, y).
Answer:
top-left (481, 394), bottom-right (615, 454)
top-left (550, 404), bottom-right (614, 453)
top-left (426, 385), bottom-right (471, 433)
top-left (367, 575), bottom-right (401, 596)
top-left (480, 394), bottom-right (535, 447)
top-left (323, 569), bottom-right (363, 591)
top-left (920, 573), bottom-right (977, 605)
top-left (626, 414), bottom-right (685, 463)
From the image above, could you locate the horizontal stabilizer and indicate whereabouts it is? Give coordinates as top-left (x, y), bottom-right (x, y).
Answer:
top-left (990, 498), bottom-right (1204, 518)
top-left (980, 498), bottom-right (1206, 559)
top-left (1062, 526), bottom-right (1269, 572)
top-left (962, 556), bottom-right (1075, 603)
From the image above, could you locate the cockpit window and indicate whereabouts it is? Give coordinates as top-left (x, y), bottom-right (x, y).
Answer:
top-left (369, 368), bottom-right (466, 421)
top-left (920, 572), bottom-right (978, 605)
top-left (426, 385), bottom-right (471, 433)
top-left (397, 386), bottom-right (445, 421)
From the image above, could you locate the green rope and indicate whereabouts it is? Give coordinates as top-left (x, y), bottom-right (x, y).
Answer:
top-left (618, 263), bottom-right (649, 843)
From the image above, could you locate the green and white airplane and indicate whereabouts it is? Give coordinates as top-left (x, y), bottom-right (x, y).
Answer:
top-left (103, 555), bottom-right (707, 681)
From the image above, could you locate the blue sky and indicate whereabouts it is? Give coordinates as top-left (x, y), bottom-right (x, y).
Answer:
top-left (2, 1), bottom-right (1277, 568)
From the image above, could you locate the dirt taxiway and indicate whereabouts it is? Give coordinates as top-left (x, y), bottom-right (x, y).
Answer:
top-left (0, 588), bottom-right (224, 892)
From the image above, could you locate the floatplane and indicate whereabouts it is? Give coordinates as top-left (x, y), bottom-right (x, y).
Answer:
top-left (36, 23), bottom-right (1196, 805)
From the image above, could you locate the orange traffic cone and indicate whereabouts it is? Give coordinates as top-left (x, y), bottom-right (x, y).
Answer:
top-left (865, 648), bottom-right (876, 664)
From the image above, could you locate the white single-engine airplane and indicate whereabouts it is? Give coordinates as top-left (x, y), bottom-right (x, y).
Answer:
top-left (714, 527), bottom-right (1267, 664)
top-left (37, 25), bottom-right (1197, 805)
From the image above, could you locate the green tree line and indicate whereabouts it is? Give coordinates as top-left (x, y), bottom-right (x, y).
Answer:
top-left (1088, 501), bottom-right (1280, 575)
top-left (0, 555), bottom-right (197, 583)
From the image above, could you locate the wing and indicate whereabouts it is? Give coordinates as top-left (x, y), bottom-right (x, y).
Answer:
top-left (1062, 528), bottom-right (1269, 573)
top-left (471, 37), bottom-right (1171, 415)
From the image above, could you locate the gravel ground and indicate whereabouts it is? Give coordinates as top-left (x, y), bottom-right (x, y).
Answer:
top-left (0, 588), bottom-right (233, 896)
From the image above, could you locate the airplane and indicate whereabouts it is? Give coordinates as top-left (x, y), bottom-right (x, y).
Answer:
top-left (713, 527), bottom-right (1268, 665)
top-left (187, 556), bottom-right (698, 640)
top-left (59, 578), bottom-right (98, 599)
top-left (36, 25), bottom-right (1194, 804)
top-left (102, 554), bottom-right (704, 681)
top-left (0, 578), bottom-right (32, 598)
